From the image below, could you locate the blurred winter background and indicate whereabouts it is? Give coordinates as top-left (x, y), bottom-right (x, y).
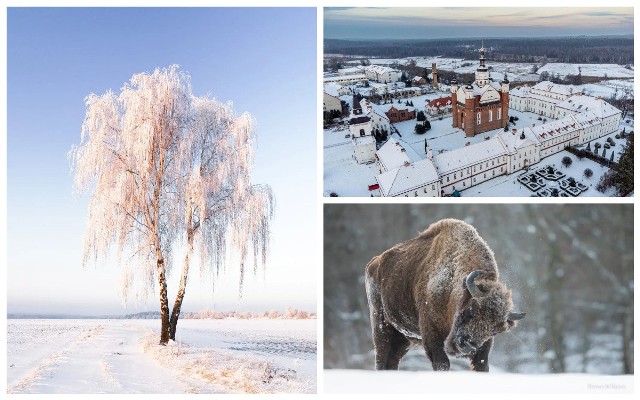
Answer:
top-left (324, 204), bottom-right (633, 374)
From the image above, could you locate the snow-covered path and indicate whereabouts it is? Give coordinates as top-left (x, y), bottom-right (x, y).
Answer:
top-left (7, 319), bottom-right (316, 394)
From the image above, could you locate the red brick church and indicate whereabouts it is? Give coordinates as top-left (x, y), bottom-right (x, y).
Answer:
top-left (451, 43), bottom-right (510, 137)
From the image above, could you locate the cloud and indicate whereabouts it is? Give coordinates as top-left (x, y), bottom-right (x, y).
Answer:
top-left (324, 7), bottom-right (634, 39)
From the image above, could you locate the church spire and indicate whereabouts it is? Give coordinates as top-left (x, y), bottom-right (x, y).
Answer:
top-left (475, 39), bottom-right (489, 87)
top-left (478, 40), bottom-right (487, 71)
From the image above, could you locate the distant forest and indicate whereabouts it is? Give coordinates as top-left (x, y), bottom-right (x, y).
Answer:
top-left (325, 36), bottom-right (634, 64)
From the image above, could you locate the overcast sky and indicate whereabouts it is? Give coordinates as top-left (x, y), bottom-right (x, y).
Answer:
top-left (325, 7), bottom-right (634, 39)
top-left (7, 7), bottom-right (317, 315)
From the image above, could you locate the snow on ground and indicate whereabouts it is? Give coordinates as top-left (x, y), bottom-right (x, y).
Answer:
top-left (7, 319), bottom-right (316, 394)
top-left (538, 63), bottom-right (634, 79)
top-left (323, 369), bottom-right (633, 394)
top-left (462, 151), bottom-right (616, 197)
top-left (324, 126), bottom-right (379, 197)
top-left (363, 56), bottom-right (634, 84)
top-left (576, 80), bottom-right (634, 100)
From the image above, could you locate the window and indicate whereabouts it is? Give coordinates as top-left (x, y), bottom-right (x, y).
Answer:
top-left (484, 173), bottom-right (486, 178)
top-left (432, 184), bottom-right (435, 190)
top-left (489, 110), bottom-right (493, 122)
top-left (477, 112), bottom-right (481, 124)
top-left (447, 176), bottom-right (450, 182)
top-left (497, 108), bottom-right (501, 120)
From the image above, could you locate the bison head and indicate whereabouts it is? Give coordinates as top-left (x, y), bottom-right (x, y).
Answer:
top-left (445, 270), bottom-right (525, 357)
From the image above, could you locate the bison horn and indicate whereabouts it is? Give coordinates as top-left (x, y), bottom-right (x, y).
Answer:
top-left (508, 312), bottom-right (526, 321)
top-left (465, 270), bottom-right (484, 298)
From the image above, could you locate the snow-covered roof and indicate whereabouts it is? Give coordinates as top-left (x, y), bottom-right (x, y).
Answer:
top-left (472, 81), bottom-right (502, 96)
top-left (324, 84), bottom-right (341, 98)
top-left (376, 138), bottom-right (411, 172)
top-left (323, 74), bottom-right (367, 83)
top-left (557, 95), bottom-right (621, 119)
top-left (412, 76), bottom-right (425, 82)
top-left (525, 91), bottom-right (564, 104)
top-left (428, 96), bottom-right (452, 108)
top-left (367, 65), bottom-right (397, 74)
top-left (353, 135), bottom-right (375, 145)
top-left (509, 86), bottom-right (531, 97)
top-left (432, 138), bottom-right (507, 175)
top-left (525, 115), bottom-right (581, 143)
top-left (338, 66), bottom-right (364, 75)
top-left (532, 81), bottom-right (574, 96)
top-left (369, 103), bottom-right (391, 121)
top-left (570, 111), bottom-right (602, 129)
top-left (376, 103), bottom-right (415, 113)
top-left (376, 158), bottom-right (439, 196)
top-left (497, 129), bottom-right (540, 153)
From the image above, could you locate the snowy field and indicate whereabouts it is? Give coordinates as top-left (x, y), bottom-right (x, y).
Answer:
top-left (538, 63), bottom-right (634, 79)
top-left (323, 369), bottom-right (633, 394)
top-left (362, 57), bottom-right (635, 83)
top-left (7, 319), bottom-right (316, 394)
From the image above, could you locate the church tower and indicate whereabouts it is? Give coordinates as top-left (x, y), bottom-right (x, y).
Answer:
top-left (431, 63), bottom-right (438, 89)
top-left (348, 95), bottom-right (376, 164)
top-left (475, 41), bottom-right (489, 87)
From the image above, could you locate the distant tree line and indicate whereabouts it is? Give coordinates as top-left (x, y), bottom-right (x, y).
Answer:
top-left (325, 36), bottom-right (633, 65)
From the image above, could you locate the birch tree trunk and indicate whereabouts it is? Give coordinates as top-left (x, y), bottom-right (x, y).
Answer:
top-left (168, 228), bottom-right (195, 341)
top-left (157, 257), bottom-right (171, 345)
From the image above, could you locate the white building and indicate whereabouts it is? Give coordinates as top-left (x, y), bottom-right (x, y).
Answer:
top-left (348, 98), bottom-right (376, 164)
top-left (376, 158), bottom-right (440, 197)
top-left (376, 138), bottom-right (411, 173)
top-left (360, 98), bottom-right (391, 134)
top-left (364, 65), bottom-right (400, 83)
top-left (524, 115), bottom-right (582, 159)
top-left (432, 138), bottom-right (508, 195)
top-left (323, 84), bottom-right (342, 114)
top-left (556, 95), bottom-right (621, 135)
top-left (323, 74), bottom-right (368, 86)
top-left (509, 81), bottom-right (576, 118)
top-left (497, 129), bottom-right (541, 173)
top-left (571, 111), bottom-right (603, 143)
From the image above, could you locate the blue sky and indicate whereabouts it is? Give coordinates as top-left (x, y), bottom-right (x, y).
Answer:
top-left (7, 8), bottom-right (317, 315)
top-left (325, 7), bottom-right (634, 39)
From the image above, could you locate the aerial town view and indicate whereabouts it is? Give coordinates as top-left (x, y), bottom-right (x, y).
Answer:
top-left (323, 8), bottom-right (634, 197)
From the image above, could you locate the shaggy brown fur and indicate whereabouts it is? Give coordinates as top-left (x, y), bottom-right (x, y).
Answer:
top-left (365, 218), bottom-right (524, 372)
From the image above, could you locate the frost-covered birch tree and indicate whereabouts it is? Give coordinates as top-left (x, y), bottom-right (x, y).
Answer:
top-left (70, 65), bottom-right (274, 345)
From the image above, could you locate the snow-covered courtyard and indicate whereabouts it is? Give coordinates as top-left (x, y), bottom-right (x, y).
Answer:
top-left (7, 318), bottom-right (316, 394)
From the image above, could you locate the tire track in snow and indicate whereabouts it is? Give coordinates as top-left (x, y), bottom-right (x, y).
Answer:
top-left (7, 350), bottom-right (70, 394)
top-left (7, 324), bottom-right (104, 394)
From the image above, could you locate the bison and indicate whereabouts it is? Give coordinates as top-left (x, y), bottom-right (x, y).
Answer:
top-left (365, 218), bottom-right (525, 372)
